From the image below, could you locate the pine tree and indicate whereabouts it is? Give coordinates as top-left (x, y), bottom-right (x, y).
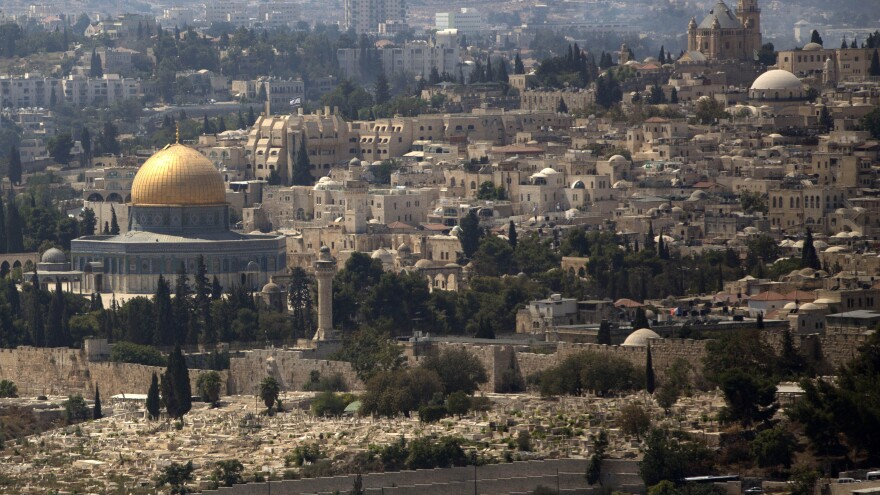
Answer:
top-left (102, 221), bottom-right (110, 234)
top-left (8, 146), bottom-right (22, 185)
top-left (291, 137), bottom-right (313, 186)
top-left (514, 53), bottom-right (525, 75)
top-left (5, 194), bottom-right (24, 253)
top-left (645, 345), bottom-right (655, 394)
top-left (202, 114), bottom-right (213, 134)
top-left (247, 106), bottom-right (256, 126)
top-left (93, 384), bottom-right (102, 419)
top-left (258, 82), bottom-right (267, 102)
top-left (508, 220), bottom-right (518, 250)
top-left (162, 345), bottom-right (192, 419)
top-left (109, 205), bottom-right (120, 235)
top-left (810, 30), bottom-right (823, 46)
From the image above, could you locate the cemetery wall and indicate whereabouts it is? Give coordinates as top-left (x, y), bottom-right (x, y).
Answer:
top-left (200, 458), bottom-right (643, 495)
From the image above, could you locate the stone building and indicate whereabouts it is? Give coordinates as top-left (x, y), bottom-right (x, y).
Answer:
top-left (71, 144), bottom-right (286, 293)
top-left (686, 0), bottom-right (761, 62)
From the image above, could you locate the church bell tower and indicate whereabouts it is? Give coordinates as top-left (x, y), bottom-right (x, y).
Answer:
top-left (736, 0), bottom-right (762, 59)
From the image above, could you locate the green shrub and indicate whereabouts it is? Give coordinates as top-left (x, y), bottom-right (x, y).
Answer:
top-left (109, 342), bottom-right (166, 367)
top-left (0, 380), bottom-right (18, 398)
top-left (310, 391), bottom-right (349, 417)
top-left (418, 404), bottom-right (447, 423)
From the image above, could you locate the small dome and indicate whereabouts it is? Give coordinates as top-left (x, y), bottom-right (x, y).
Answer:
top-left (371, 248), bottom-right (393, 263)
top-left (803, 42), bottom-right (823, 51)
top-left (689, 190), bottom-right (708, 200)
top-left (414, 259), bottom-right (434, 269)
top-left (397, 243), bottom-right (411, 253)
top-left (750, 70), bottom-right (802, 91)
top-left (609, 155), bottom-right (628, 164)
top-left (319, 245), bottom-right (331, 254)
top-left (246, 261), bottom-right (260, 272)
top-left (622, 328), bottom-right (661, 347)
top-left (539, 167), bottom-right (558, 175)
top-left (671, 206), bottom-right (684, 213)
top-left (813, 298), bottom-right (835, 305)
top-left (41, 247), bottom-right (66, 263)
top-left (262, 282), bottom-right (281, 293)
top-left (799, 302), bottom-right (820, 311)
top-left (444, 262), bottom-right (460, 268)
top-left (783, 302), bottom-right (798, 310)
top-left (349, 157), bottom-right (362, 167)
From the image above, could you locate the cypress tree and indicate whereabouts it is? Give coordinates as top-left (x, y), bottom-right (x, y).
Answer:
top-left (47, 278), bottom-right (66, 347)
top-left (646, 345), bottom-right (655, 394)
top-left (109, 205), bottom-right (120, 235)
top-left (29, 271), bottom-right (45, 347)
top-left (202, 114), bottom-right (213, 134)
top-left (153, 274), bottom-right (173, 346)
top-left (193, 255), bottom-right (212, 344)
top-left (146, 372), bottom-right (161, 420)
top-left (870, 50), bottom-right (880, 76)
top-left (508, 220), bottom-right (518, 250)
top-left (557, 97), bottom-right (569, 114)
top-left (211, 275), bottom-right (223, 300)
top-left (801, 227), bottom-right (821, 269)
top-left (90, 48), bottom-right (103, 78)
top-left (645, 222), bottom-right (656, 254)
top-left (0, 199), bottom-right (6, 254)
top-left (103, 221), bottom-right (110, 235)
top-left (162, 345), bottom-right (192, 419)
top-left (291, 137), bottom-right (313, 186)
top-left (8, 146), bottom-right (22, 185)
top-left (93, 384), bottom-right (102, 419)
top-left (5, 195), bottom-right (24, 253)
top-left (258, 82), bottom-right (267, 102)
top-left (597, 319), bottom-right (611, 345)
top-left (172, 264), bottom-right (191, 345)
top-left (514, 53), bottom-right (525, 74)
top-left (247, 106), bottom-right (256, 126)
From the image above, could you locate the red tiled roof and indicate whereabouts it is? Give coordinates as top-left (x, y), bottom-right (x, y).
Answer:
top-left (420, 223), bottom-right (451, 232)
top-left (644, 117), bottom-right (670, 123)
top-left (386, 221), bottom-right (414, 230)
top-left (783, 290), bottom-right (816, 302)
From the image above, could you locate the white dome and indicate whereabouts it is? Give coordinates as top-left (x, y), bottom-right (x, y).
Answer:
top-left (750, 70), bottom-right (802, 91)
top-left (622, 328), bottom-right (661, 347)
top-left (784, 302), bottom-right (798, 310)
top-left (803, 42), bottom-right (823, 51)
top-left (539, 167), bottom-right (558, 175)
top-left (799, 302), bottom-right (820, 311)
top-left (608, 155), bottom-right (628, 164)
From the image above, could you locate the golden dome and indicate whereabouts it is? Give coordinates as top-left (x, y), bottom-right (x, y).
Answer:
top-left (130, 144), bottom-right (226, 206)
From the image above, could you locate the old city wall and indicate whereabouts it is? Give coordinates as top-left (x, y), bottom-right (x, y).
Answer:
top-left (0, 330), bottom-right (872, 398)
top-left (227, 348), bottom-right (361, 395)
top-left (763, 331), bottom-right (871, 371)
top-left (0, 346), bottom-right (227, 397)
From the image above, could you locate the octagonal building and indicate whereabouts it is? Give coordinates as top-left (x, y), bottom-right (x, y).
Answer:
top-left (71, 144), bottom-right (286, 294)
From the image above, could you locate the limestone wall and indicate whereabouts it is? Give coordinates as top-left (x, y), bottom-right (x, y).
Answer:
top-left (227, 348), bottom-right (361, 395)
top-left (200, 458), bottom-right (643, 495)
top-left (0, 346), bottom-right (226, 398)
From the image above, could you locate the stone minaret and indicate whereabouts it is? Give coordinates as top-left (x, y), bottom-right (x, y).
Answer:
top-left (313, 245), bottom-right (337, 341)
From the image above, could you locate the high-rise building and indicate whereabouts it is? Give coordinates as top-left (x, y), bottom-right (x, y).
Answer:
top-left (434, 8), bottom-right (483, 37)
top-left (343, 0), bottom-right (406, 35)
